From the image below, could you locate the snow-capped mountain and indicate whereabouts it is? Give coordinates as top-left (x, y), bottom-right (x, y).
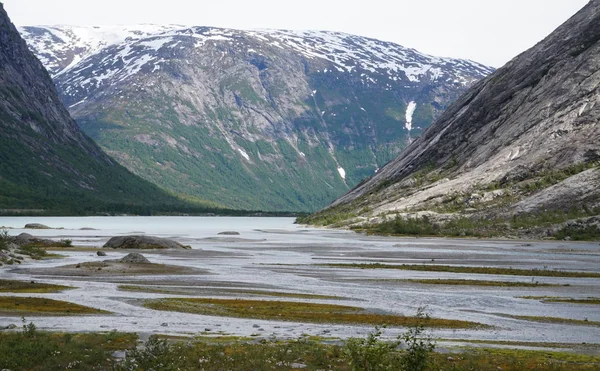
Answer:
top-left (20, 24), bottom-right (494, 212)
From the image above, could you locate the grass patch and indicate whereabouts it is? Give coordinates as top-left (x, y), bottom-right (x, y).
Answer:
top-left (1, 325), bottom-right (599, 370)
top-left (15, 245), bottom-right (48, 260)
top-left (429, 348), bottom-right (600, 370)
top-left (439, 338), bottom-right (600, 349)
top-left (509, 315), bottom-right (600, 327)
top-left (403, 279), bottom-right (562, 287)
top-left (321, 263), bottom-right (600, 278)
top-left (0, 325), bottom-right (136, 371)
top-left (143, 298), bottom-right (485, 329)
top-left (119, 285), bottom-right (341, 300)
top-left (0, 279), bottom-right (73, 293)
top-left (354, 206), bottom-right (600, 240)
top-left (519, 296), bottom-right (600, 305)
top-left (0, 297), bottom-right (109, 316)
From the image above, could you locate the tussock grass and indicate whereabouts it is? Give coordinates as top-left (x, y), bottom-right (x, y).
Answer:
top-left (509, 315), bottom-right (600, 327)
top-left (0, 327), bottom-right (136, 370)
top-left (143, 298), bottom-right (486, 329)
top-left (119, 285), bottom-right (340, 300)
top-left (402, 279), bottom-right (561, 287)
top-left (519, 296), bottom-right (600, 304)
top-left (0, 297), bottom-right (109, 315)
top-left (321, 263), bottom-right (600, 278)
top-left (1, 327), bottom-right (599, 370)
top-left (0, 279), bottom-right (73, 293)
top-left (430, 348), bottom-right (600, 370)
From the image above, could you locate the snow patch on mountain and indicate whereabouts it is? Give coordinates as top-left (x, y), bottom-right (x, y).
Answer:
top-left (238, 149), bottom-right (250, 161)
top-left (20, 24), bottom-right (494, 89)
top-left (405, 101), bottom-right (417, 131)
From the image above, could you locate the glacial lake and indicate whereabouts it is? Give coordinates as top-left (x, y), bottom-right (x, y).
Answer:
top-left (0, 216), bottom-right (599, 346)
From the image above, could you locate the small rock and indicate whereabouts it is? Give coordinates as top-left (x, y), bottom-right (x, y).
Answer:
top-left (290, 363), bottom-right (307, 369)
top-left (204, 328), bottom-right (212, 332)
top-left (97, 251), bottom-right (107, 256)
top-left (100, 325), bottom-right (109, 328)
top-left (119, 253), bottom-right (150, 264)
top-left (0, 324), bottom-right (17, 330)
top-left (252, 324), bottom-right (260, 328)
top-left (161, 323), bottom-right (169, 327)
top-left (75, 263), bottom-right (81, 268)
top-left (218, 231), bottom-right (240, 235)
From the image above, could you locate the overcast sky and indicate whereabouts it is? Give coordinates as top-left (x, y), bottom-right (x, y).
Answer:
top-left (2, 0), bottom-right (589, 67)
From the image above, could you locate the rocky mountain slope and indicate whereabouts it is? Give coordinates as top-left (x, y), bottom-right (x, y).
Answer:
top-left (303, 1), bottom-right (600, 238)
top-left (20, 25), bottom-right (493, 211)
top-left (0, 5), bottom-right (209, 215)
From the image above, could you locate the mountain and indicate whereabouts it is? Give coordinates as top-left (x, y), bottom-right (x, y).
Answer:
top-left (0, 5), bottom-right (218, 215)
top-left (19, 25), bottom-right (494, 212)
top-left (302, 1), bottom-right (600, 239)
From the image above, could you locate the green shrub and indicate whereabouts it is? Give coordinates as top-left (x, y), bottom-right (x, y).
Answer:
top-left (0, 228), bottom-right (9, 251)
top-left (343, 308), bottom-right (436, 371)
top-left (16, 245), bottom-right (47, 260)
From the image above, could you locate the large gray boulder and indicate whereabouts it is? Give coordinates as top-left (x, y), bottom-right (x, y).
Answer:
top-left (24, 223), bottom-right (51, 229)
top-left (103, 235), bottom-right (191, 250)
top-left (13, 233), bottom-right (54, 246)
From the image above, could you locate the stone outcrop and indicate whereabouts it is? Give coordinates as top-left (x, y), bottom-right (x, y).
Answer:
top-left (24, 224), bottom-right (51, 229)
top-left (12, 233), bottom-right (55, 246)
top-left (103, 235), bottom-right (191, 250)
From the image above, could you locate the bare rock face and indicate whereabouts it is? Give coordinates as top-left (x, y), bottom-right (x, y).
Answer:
top-left (103, 235), bottom-right (191, 250)
top-left (311, 1), bottom-right (600, 233)
top-left (119, 253), bottom-right (150, 264)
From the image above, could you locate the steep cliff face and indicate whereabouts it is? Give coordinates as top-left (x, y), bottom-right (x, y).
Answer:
top-left (306, 1), bottom-right (600, 236)
top-left (0, 5), bottom-right (190, 214)
top-left (20, 25), bottom-right (493, 211)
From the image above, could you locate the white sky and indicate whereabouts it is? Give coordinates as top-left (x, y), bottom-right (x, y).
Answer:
top-left (2, 0), bottom-right (589, 67)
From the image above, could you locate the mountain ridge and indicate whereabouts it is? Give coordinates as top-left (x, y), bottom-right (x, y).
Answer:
top-left (20, 24), bottom-right (494, 212)
top-left (302, 0), bottom-right (600, 239)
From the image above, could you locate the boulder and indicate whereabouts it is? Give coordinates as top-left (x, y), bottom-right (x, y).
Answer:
top-left (24, 223), bottom-right (51, 229)
top-left (96, 251), bottom-right (107, 257)
top-left (103, 235), bottom-right (191, 250)
top-left (12, 233), bottom-right (54, 246)
top-left (217, 231), bottom-right (240, 235)
top-left (119, 253), bottom-right (150, 264)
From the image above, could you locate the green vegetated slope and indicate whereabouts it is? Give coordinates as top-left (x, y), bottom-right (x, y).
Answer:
top-left (21, 25), bottom-right (492, 212)
top-left (77, 74), bottom-right (440, 212)
top-left (302, 1), bottom-right (600, 239)
top-left (0, 5), bottom-right (221, 215)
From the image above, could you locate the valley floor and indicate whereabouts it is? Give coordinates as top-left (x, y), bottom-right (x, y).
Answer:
top-left (0, 216), bottom-right (599, 358)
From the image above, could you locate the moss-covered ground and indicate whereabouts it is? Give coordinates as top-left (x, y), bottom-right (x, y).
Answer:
top-left (143, 297), bottom-right (486, 329)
